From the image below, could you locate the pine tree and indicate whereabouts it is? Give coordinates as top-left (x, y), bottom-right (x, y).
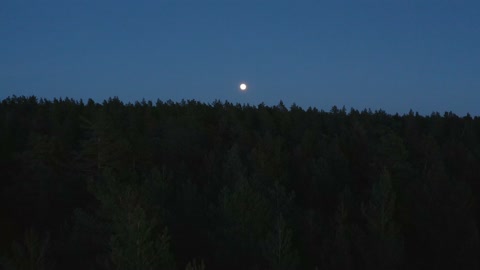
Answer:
top-left (330, 189), bottom-right (354, 270)
top-left (92, 169), bottom-right (175, 270)
top-left (263, 182), bottom-right (298, 270)
top-left (263, 215), bottom-right (298, 270)
top-left (1, 229), bottom-right (53, 270)
top-left (185, 259), bottom-right (206, 270)
top-left (217, 176), bottom-right (270, 269)
top-left (359, 169), bottom-right (403, 270)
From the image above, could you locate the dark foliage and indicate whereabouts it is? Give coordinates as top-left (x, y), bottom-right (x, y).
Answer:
top-left (1, 96), bottom-right (480, 270)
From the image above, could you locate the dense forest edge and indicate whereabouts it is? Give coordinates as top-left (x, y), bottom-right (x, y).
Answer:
top-left (1, 95), bottom-right (480, 270)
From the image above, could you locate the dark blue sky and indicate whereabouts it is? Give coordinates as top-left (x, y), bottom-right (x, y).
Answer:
top-left (1, 0), bottom-right (479, 115)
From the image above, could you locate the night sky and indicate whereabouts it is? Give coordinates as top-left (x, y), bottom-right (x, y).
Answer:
top-left (1, 0), bottom-right (479, 115)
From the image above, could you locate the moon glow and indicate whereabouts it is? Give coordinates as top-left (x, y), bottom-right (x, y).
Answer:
top-left (240, 83), bottom-right (247, 91)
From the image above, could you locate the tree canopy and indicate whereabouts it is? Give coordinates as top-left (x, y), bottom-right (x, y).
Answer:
top-left (1, 96), bottom-right (480, 270)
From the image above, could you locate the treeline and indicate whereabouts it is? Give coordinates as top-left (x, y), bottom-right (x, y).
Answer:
top-left (1, 95), bottom-right (480, 270)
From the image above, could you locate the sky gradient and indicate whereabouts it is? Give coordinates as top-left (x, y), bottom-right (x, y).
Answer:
top-left (1, 0), bottom-right (479, 115)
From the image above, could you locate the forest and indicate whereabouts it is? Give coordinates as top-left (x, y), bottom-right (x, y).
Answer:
top-left (1, 95), bottom-right (480, 270)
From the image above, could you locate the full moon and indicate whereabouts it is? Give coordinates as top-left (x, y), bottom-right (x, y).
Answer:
top-left (240, 83), bottom-right (247, 91)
